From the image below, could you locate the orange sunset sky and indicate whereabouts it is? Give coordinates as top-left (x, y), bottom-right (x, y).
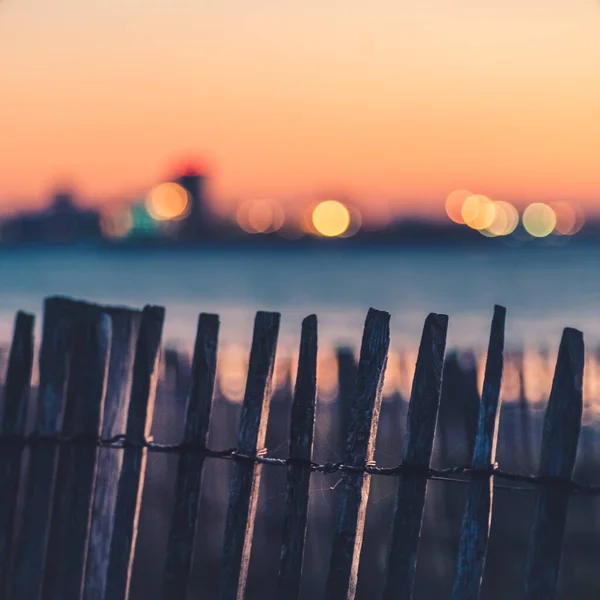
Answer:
top-left (1, 0), bottom-right (599, 220)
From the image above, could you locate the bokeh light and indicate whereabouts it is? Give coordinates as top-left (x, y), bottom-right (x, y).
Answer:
top-left (340, 205), bottom-right (363, 238)
top-left (312, 200), bottom-right (351, 237)
top-left (445, 189), bottom-right (472, 224)
top-left (218, 345), bottom-right (248, 403)
top-left (236, 199), bottom-right (285, 234)
top-left (461, 195), bottom-right (495, 231)
top-left (523, 203), bottom-right (557, 238)
top-left (99, 208), bottom-right (133, 239)
top-left (550, 201), bottom-right (585, 236)
top-left (302, 205), bottom-right (318, 235)
top-left (486, 201), bottom-right (519, 237)
top-left (145, 182), bottom-right (190, 221)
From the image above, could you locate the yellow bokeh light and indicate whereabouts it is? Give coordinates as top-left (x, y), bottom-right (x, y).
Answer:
top-left (445, 189), bottom-right (472, 224)
top-left (523, 203), bottom-right (557, 238)
top-left (312, 201), bottom-right (351, 237)
top-left (486, 201), bottom-right (519, 237)
top-left (146, 183), bottom-right (190, 221)
top-left (461, 195), bottom-right (495, 231)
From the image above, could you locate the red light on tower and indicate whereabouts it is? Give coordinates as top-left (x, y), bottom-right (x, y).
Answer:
top-left (165, 155), bottom-right (212, 181)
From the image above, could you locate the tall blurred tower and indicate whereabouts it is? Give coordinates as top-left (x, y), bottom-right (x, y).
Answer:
top-left (172, 159), bottom-right (210, 240)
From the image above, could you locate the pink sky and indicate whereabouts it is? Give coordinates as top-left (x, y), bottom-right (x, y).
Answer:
top-left (1, 0), bottom-right (599, 220)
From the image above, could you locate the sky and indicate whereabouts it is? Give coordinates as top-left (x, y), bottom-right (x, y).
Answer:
top-left (1, 0), bottom-right (600, 219)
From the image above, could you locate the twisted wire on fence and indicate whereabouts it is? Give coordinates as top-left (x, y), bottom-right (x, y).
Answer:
top-left (2, 431), bottom-right (600, 495)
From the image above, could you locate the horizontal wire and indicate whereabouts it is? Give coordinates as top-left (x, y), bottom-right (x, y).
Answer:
top-left (1, 432), bottom-right (599, 495)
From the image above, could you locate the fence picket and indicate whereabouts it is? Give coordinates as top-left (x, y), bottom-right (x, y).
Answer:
top-left (383, 312), bottom-right (449, 600)
top-left (524, 327), bottom-right (584, 600)
top-left (9, 297), bottom-right (85, 600)
top-left (325, 308), bottom-right (390, 600)
top-left (452, 305), bottom-right (506, 600)
top-left (162, 313), bottom-right (220, 599)
top-left (0, 298), bottom-right (596, 600)
top-left (219, 311), bottom-right (280, 600)
top-left (42, 309), bottom-right (112, 600)
top-left (83, 307), bottom-right (142, 600)
top-left (0, 312), bottom-right (35, 594)
top-left (105, 305), bottom-right (165, 600)
top-left (277, 315), bottom-right (318, 600)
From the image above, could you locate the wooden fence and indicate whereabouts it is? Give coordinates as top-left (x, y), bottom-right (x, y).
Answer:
top-left (0, 296), bottom-right (590, 600)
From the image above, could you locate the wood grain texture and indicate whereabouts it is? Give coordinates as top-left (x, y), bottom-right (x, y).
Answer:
top-left (162, 313), bottom-right (220, 600)
top-left (219, 311), bottom-right (280, 600)
top-left (9, 297), bottom-right (87, 600)
top-left (42, 309), bottom-right (112, 600)
top-left (83, 307), bottom-right (142, 600)
top-left (452, 305), bottom-right (506, 600)
top-left (325, 308), bottom-right (390, 600)
top-left (0, 312), bottom-right (35, 595)
top-left (277, 315), bottom-right (318, 600)
top-left (383, 313), bottom-right (449, 600)
top-left (104, 305), bottom-right (165, 600)
top-left (524, 327), bottom-right (584, 600)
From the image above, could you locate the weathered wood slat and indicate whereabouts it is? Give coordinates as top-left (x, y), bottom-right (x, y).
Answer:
top-left (277, 315), bottom-right (318, 600)
top-left (9, 297), bottom-right (85, 600)
top-left (83, 307), bottom-right (142, 600)
top-left (452, 305), bottom-right (506, 600)
top-left (0, 312), bottom-right (35, 595)
top-left (383, 312), bottom-right (449, 600)
top-left (325, 308), bottom-right (390, 600)
top-left (162, 313), bottom-right (220, 599)
top-left (524, 327), bottom-right (584, 600)
top-left (219, 311), bottom-right (281, 600)
top-left (105, 305), bottom-right (165, 600)
top-left (42, 309), bottom-right (112, 600)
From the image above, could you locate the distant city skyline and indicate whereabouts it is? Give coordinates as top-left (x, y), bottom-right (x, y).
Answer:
top-left (2, 1), bottom-right (599, 218)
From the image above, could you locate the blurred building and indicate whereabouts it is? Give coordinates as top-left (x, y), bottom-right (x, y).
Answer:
top-left (172, 162), bottom-right (211, 240)
top-left (1, 189), bottom-right (102, 244)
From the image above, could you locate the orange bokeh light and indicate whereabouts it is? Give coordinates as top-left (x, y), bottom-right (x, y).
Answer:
top-left (145, 182), bottom-right (190, 221)
top-left (236, 199), bottom-right (285, 234)
top-left (550, 201), bottom-right (585, 236)
top-left (445, 189), bottom-right (472, 224)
